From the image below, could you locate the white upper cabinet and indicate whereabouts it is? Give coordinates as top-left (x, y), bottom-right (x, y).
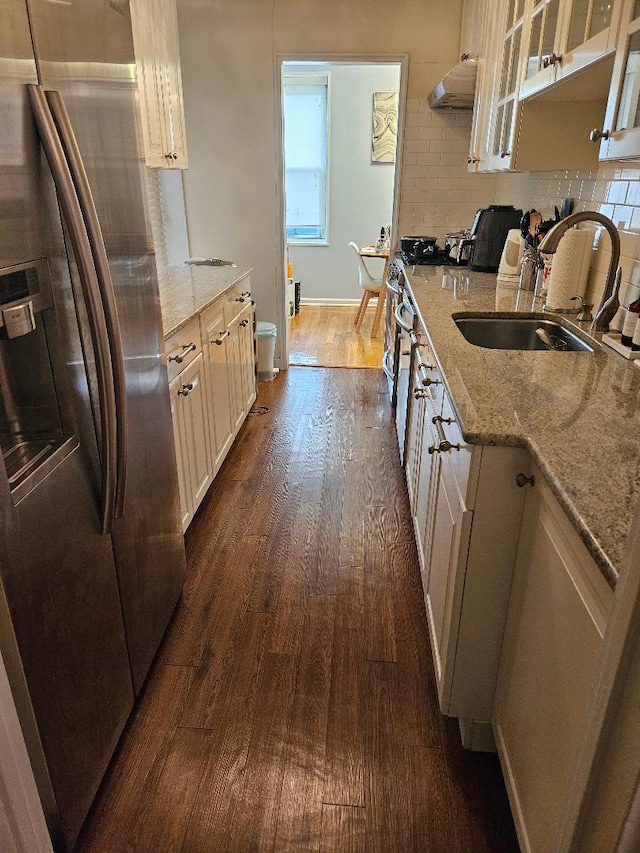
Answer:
top-left (130, 0), bottom-right (188, 169)
top-left (482, 0), bottom-right (528, 171)
top-left (521, 0), bottom-right (622, 98)
top-left (597, 0), bottom-right (640, 159)
top-left (472, 0), bottom-right (623, 171)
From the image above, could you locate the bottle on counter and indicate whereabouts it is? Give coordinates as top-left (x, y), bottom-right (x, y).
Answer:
top-left (621, 296), bottom-right (640, 346)
top-left (632, 316), bottom-right (640, 352)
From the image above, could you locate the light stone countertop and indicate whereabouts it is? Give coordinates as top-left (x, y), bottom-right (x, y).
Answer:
top-left (402, 260), bottom-right (640, 588)
top-left (158, 264), bottom-right (253, 338)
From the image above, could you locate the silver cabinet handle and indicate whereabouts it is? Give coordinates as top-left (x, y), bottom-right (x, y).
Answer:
top-left (542, 52), bottom-right (562, 68)
top-left (235, 290), bottom-right (251, 303)
top-left (46, 89), bottom-right (128, 519)
top-left (169, 342), bottom-right (197, 363)
top-left (212, 330), bottom-right (230, 346)
top-left (428, 415), bottom-right (460, 454)
top-left (418, 363), bottom-right (440, 387)
top-left (178, 382), bottom-right (194, 397)
top-left (411, 335), bottom-right (441, 387)
top-left (28, 84), bottom-right (117, 535)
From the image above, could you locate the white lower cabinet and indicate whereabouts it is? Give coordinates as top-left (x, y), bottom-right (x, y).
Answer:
top-left (238, 304), bottom-right (257, 415)
top-left (166, 275), bottom-right (256, 530)
top-left (169, 353), bottom-right (212, 531)
top-left (203, 304), bottom-right (234, 474)
top-left (493, 466), bottom-right (612, 853)
top-left (227, 302), bottom-right (256, 435)
top-left (405, 375), bottom-right (530, 734)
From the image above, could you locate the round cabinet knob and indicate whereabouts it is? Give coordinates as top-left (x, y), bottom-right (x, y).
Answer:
top-left (165, 152), bottom-right (173, 159)
top-left (172, 152), bottom-right (178, 160)
top-left (589, 128), bottom-right (610, 143)
top-left (515, 472), bottom-right (536, 488)
top-left (500, 150), bottom-right (511, 159)
top-left (467, 156), bottom-right (479, 164)
top-left (178, 382), bottom-right (194, 397)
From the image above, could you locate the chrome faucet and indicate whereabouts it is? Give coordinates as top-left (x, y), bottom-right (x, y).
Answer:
top-left (537, 210), bottom-right (620, 332)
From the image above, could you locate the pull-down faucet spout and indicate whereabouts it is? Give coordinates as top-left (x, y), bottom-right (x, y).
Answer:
top-left (537, 210), bottom-right (620, 332)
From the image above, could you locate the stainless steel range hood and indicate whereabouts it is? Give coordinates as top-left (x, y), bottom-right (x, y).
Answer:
top-left (428, 57), bottom-right (477, 109)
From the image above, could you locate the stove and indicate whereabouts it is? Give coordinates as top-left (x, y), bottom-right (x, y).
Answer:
top-left (401, 249), bottom-right (467, 267)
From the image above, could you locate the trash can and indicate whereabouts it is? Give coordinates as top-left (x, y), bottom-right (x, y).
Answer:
top-left (256, 321), bottom-right (277, 381)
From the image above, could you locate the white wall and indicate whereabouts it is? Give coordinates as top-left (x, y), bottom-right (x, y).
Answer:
top-left (176, 0), bottom-right (497, 364)
top-left (287, 63), bottom-right (399, 303)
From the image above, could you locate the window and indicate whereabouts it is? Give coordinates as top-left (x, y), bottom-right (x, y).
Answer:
top-left (283, 74), bottom-right (329, 243)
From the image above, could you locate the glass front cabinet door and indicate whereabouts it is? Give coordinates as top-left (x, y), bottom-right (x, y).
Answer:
top-left (521, 0), bottom-right (621, 98)
top-left (598, 0), bottom-right (640, 159)
top-left (484, 0), bottom-right (528, 171)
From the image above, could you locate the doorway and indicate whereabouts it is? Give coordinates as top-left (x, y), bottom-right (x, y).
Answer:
top-left (276, 56), bottom-right (406, 368)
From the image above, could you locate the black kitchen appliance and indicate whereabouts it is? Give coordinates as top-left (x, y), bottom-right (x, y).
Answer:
top-left (400, 235), bottom-right (437, 263)
top-left (468, 205), bottom-right (523, 272)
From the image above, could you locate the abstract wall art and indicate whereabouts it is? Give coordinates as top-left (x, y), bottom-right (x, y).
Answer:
top-left (372, 91), bottom-right (398, 163)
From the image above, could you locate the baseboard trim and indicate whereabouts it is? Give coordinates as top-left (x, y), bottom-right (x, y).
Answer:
top-left (299, 298), bottom-right (367, 307)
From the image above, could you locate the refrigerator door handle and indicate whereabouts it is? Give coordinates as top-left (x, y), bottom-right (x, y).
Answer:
top-left (45, 89), bottom-right (128, 520)
top-left (27, 84), bottom-right (117, 534)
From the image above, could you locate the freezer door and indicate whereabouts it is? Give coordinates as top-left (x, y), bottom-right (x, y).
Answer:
top-left (0, 1), bottom-right (135, 846)
top-left (27, 0), bottom-right (187, 692)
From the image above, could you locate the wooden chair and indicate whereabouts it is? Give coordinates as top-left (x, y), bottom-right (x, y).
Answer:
top-left (349, 242), bottom-right (382, 332)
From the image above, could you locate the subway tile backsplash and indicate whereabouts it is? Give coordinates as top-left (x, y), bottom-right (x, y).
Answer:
top-left (398, 98), bottom-right (497, 241)
top-left (495, 166), bottom-right (640, 310)
top-left (398, 95), bottom-right (640, 312)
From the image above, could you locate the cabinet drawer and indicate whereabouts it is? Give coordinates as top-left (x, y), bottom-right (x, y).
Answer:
top-left (223, 274), bottom-right (252, 325)
top-left (165, 315), bottom-right (202, 383)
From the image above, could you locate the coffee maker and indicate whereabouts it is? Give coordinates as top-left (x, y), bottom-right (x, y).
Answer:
top-left (468, 205), bottom-right (523, 272)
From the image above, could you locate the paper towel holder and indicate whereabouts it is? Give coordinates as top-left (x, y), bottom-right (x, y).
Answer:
top-left (543, 294), bottom-right (585, 315)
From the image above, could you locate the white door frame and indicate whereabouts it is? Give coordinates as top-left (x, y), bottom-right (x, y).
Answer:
top-left (273, 52), bottom-right (409, 368)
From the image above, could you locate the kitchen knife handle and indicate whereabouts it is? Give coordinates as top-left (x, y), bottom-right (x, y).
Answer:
top-left (28, 85), bottom-right (117, 534)
top-left (46, 89), bottom-right (128, 521)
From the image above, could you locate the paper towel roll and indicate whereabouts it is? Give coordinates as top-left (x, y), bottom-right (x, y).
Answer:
top-left (545, 227), bottom-right (592, 310)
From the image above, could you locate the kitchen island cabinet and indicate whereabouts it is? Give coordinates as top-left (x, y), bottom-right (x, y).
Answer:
top-left (493, 466), bottom-right (612, 853)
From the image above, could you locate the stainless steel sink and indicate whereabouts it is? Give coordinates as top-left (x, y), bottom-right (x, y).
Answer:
top-left (453, 315), bottom-right (595, 352)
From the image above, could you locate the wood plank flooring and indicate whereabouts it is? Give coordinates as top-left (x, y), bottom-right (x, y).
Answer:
top-left (289, 306), bottom-right (384, 368)
top-left (77, 367), bottom-right (519, 853)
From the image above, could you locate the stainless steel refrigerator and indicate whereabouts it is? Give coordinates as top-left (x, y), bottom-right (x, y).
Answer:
top-left (0, 0), bottom-right (186, 848)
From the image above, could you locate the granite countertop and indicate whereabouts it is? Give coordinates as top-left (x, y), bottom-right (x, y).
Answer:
top-left (402, 260), bottom-right (640, 588)
top-left (158, 265), bottom-right (253, 338)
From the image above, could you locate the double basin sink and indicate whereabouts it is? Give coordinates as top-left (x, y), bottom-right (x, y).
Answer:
top-left (454, 314), bottom-right (596, 353)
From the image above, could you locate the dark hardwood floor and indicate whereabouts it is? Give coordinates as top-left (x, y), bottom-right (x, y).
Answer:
top-left (78, 367), bottom-right (519, 853)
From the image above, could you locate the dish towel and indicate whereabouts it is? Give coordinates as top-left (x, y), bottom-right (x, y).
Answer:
top-left (545, 227), bottom-right (592, 310)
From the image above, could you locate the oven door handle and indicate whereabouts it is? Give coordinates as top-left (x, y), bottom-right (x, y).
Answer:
top-left (386, 278), bottom-right (400, 297)
top-left (394, 300), bottom-right (415, 333)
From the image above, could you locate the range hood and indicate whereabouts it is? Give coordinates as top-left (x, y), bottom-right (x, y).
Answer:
top-left (428, 57), bottom-right (477, 110)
